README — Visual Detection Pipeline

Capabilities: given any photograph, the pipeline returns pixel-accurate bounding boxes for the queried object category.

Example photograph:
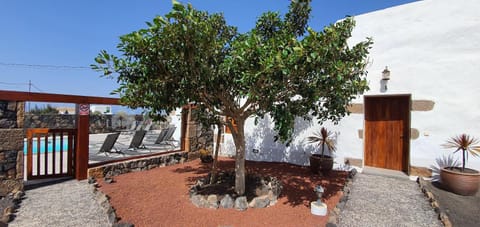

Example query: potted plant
[306,127,337,174]
[440,134,480,196]
[199,148,213,163]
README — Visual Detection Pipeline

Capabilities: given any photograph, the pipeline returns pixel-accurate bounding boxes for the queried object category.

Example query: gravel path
[337,173,442,227]
[9,179,109,227]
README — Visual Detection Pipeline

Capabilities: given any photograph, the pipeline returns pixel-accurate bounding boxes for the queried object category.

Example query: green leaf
[172,0,184,11]
[94,56,106,64]
[93,0,373,195]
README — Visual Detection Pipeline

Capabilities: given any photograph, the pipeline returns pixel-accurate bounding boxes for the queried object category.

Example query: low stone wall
[0,101,23,129]
[88,152,189,178]
[24,114,114,134]
[185,108,214,153]
[24,114,75,129]
[0,129,24,193]
[24,114,171,134]
[0,101,25,224]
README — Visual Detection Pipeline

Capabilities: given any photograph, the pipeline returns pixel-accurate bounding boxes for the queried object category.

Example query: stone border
[0,190,23,224]
[417,177,452,227]
[88,151,193,227]
[327,168,358,226]
[89,179,134,227]
[189,173,282,211]
[89,180,118,225]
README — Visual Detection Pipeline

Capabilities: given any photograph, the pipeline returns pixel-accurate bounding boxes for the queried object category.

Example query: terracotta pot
[309,154,333,174]
[440,167,480,196]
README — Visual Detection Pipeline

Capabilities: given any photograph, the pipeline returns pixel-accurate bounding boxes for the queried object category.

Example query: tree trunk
[210,124,222,184]
[230,117,246,195]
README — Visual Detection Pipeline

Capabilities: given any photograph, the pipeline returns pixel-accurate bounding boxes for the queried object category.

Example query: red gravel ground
[98,158,347,227]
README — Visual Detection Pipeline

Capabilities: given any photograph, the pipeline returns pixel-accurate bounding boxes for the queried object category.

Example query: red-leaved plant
[306,127,337,157]
[442,134,480,172]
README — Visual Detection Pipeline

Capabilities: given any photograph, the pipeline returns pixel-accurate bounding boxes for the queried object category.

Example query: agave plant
[306,127,337,157]
[430,154,460,181]
[442,134,480,172]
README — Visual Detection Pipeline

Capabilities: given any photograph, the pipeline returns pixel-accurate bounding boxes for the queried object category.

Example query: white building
[90,105,113,115]
[220,0,480,173]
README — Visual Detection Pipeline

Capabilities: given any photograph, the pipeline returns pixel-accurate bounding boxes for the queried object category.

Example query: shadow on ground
[172,158,347,208]
[422,180,480,227]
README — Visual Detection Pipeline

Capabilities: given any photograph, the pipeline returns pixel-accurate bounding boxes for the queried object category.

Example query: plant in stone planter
[306,127,337,174]
[440,133,480,196]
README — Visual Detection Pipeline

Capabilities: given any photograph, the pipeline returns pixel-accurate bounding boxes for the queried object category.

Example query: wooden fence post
[75,104,90,180]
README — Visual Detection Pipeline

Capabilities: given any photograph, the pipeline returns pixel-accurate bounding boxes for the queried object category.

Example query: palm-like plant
[306,127,337,157]
[442,134,480,172]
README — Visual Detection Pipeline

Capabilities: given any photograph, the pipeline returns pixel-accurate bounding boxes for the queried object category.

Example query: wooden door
[364,95,410,172]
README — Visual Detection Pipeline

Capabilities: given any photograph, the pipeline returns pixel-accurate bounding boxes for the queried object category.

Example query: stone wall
[0,101,25,223]
[0,101,23,128]
[24,114,170,134]
[24,114,75,129]
[185,107,214,154]
[88,151,188,178]
[23,114,111,133]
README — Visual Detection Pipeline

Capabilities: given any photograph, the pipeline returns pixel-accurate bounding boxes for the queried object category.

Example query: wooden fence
[25,128,76,180]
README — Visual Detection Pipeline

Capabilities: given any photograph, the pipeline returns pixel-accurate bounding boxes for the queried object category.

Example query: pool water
[24,140,71,154]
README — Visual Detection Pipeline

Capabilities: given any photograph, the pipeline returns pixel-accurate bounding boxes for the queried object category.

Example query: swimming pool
[24,138,71,154]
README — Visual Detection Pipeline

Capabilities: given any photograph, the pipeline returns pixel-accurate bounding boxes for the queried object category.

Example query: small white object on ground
[310,201,327,216]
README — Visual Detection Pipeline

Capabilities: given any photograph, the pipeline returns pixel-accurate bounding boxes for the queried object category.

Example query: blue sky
[0,0,417,98]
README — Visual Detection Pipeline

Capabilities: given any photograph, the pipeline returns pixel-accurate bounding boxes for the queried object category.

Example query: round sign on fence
[79,104,90,115]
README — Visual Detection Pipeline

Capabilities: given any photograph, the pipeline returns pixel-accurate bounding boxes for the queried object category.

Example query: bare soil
[98,158,347,227]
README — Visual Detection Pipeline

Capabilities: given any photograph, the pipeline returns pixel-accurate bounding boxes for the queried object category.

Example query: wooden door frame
[363,94,411,174]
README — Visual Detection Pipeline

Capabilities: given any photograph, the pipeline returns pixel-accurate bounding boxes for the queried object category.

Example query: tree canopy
[29,104,60,115]
[92,0,372,195]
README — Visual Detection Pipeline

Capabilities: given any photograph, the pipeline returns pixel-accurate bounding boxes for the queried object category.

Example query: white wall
[221,0,480,170]
[169,108,182,142]
[90,105,112,115]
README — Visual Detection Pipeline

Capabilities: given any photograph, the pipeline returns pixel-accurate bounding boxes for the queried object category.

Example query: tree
[115,111,128,129]
[92,0,372,195]
[29,104,59,115]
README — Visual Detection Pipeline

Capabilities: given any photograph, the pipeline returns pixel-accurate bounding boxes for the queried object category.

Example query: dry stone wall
[185,108,214,153]
[0,101,25,224]
[88,152,188,178]
[24,114,171,134]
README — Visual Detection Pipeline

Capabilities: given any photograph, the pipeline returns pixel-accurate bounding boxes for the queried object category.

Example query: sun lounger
[128,130,148,150]
[154,128,170,144]
[155,127,177,147]
[97,132,122,155]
